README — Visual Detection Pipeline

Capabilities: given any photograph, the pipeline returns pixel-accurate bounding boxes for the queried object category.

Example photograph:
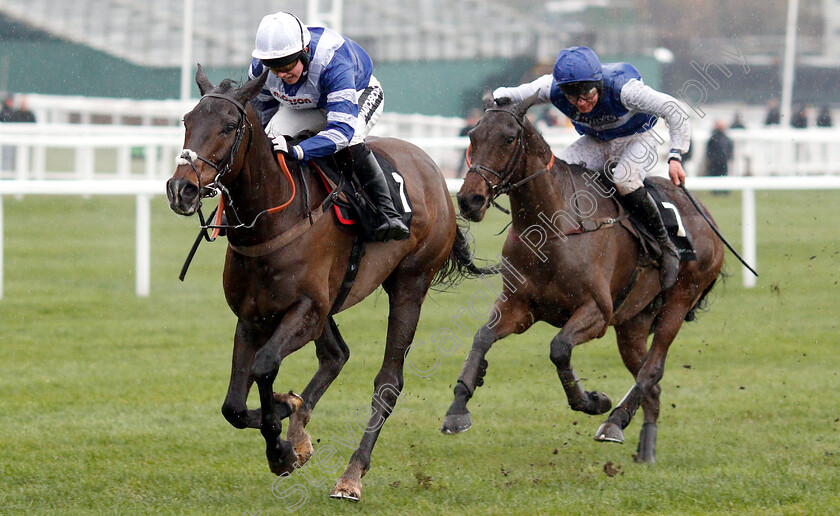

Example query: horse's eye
[505,136,516,144]
[223,123,237,134]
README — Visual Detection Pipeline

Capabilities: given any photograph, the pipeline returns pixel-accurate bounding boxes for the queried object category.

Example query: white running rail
[1,176,839,298]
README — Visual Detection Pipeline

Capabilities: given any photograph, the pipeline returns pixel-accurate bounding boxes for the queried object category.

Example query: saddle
[594,172,696,263]
[289,136,414,243]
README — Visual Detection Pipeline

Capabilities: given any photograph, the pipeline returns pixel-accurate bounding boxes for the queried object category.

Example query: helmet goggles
[559,80,601,102]
[261,52,303,73]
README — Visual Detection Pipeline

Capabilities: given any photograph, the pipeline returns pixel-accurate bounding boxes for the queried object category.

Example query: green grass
[0,190,838,515]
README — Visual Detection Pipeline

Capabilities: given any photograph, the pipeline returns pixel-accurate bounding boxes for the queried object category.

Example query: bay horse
[166,65,486,501]
[441,91,724,463]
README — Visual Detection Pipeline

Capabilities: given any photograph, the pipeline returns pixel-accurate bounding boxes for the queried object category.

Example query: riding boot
[351,144,410,241]
[622,188,680,290]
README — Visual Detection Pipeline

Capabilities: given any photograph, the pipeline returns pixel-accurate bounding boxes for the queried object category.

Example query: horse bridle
[178,92,254,200]
[464,107,554,210]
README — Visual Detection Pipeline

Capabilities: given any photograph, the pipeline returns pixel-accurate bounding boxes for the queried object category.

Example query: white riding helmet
[252,12,311,61]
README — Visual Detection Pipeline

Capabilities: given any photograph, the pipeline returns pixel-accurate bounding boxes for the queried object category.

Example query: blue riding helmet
[554,46,603,83]
[554,46,603,97]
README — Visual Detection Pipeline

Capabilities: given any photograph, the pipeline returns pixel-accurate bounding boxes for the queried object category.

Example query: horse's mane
[215,78,240,94]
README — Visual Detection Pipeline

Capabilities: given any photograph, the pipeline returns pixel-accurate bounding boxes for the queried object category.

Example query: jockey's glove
[268,136,304,161]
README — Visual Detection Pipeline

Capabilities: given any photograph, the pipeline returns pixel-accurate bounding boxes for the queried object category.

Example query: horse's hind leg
[285,317,350,467]
[612,307,661,463]
[595,296,692,451]
[330,276,428,502]
[549,300,613,416]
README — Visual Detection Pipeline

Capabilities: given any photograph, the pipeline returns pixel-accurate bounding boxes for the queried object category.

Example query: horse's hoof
[330,479,361,502]
[293,437,314,468]
[634,423,657,463]
[594,422,624,443]
[587,391,613,415]
[268,459,296,476]
[441,412,472,434]
[267,439,298,476]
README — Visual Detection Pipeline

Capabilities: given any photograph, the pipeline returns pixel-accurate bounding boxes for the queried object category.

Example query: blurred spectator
[456,108,482,178]
[791,104,808,128]
[764,99,780,126]
[0,95,36,123]
[681,141,693,164]
[1,96,16,171]
[12,96,36,123]
[816,105,832,128]
[0,95,15,122]
[1,95,37,172]
[730,111,746,129]
[705,120,733,195]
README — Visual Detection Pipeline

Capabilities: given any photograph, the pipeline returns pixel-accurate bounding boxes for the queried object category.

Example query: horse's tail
[684,267,727,322]
[432,219,497,289]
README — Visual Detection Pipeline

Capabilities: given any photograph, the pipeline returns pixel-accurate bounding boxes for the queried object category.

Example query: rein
[464,107,555,212]
[178,92,298,239]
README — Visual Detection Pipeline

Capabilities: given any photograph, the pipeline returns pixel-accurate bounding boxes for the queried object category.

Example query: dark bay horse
[441,91,724,463]
[166,66,486,501]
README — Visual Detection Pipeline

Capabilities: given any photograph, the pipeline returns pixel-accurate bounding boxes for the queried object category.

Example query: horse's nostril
[468,194,485,209]
[458,194,487,213]
[457,194,486,215]
[180,182,199,202]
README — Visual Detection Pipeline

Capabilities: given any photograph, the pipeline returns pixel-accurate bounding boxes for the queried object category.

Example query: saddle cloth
[307,149,414,243]
[633,178,697,262]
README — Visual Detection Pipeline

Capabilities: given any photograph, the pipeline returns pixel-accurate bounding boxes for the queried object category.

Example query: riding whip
[679,184,758,277]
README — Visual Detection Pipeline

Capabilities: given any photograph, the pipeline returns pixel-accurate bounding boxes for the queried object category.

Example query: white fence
[0,180,162,299]
[12,93,840,178]
[1,176,839,298]
[3,122,840,183]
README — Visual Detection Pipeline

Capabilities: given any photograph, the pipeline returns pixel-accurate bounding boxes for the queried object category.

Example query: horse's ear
[513,92,540,120]
[234,69,269,105]
[195,64,214,96]
[482,88,495,110]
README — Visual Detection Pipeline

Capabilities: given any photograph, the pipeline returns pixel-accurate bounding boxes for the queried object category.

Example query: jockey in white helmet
[249,11,409,242]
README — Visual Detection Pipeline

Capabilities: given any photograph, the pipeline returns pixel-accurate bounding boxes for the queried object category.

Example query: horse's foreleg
[330,279,427,502]
[596,297,688,446]
[252,296,321,476]
[441,296,531,435]
[286,317,350,467]
[549,299,612,416]
[221,320,263,429]
[613,308,660,462]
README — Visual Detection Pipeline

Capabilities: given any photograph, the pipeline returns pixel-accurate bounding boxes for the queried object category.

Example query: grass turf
[0,189,838,515]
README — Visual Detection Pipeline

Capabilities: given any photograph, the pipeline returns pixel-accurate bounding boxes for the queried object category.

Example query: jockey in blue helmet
[494,46,689,290]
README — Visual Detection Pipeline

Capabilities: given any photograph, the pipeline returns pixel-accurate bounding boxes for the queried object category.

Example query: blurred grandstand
[2,0,840,116]
[0,0,659,115]
[0,0,653,68]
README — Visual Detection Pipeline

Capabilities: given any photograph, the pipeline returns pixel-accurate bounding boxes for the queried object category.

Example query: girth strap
[329,236,367,316]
